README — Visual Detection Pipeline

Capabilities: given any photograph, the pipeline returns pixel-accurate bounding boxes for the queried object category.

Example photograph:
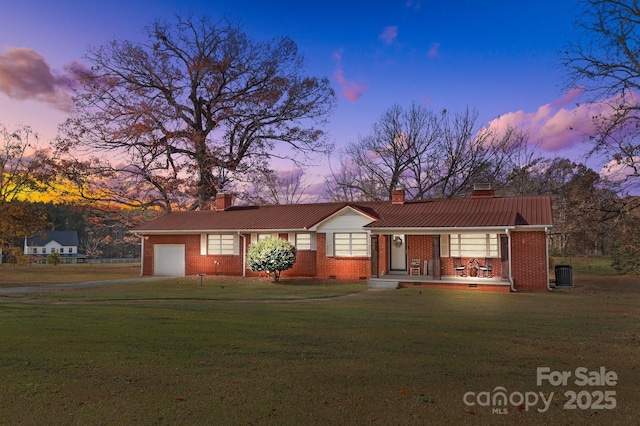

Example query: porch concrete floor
[368,273,510,289]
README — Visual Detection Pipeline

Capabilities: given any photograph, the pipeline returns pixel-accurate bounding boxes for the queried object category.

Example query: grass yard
[0,263,141,287]
[0,260,638,425]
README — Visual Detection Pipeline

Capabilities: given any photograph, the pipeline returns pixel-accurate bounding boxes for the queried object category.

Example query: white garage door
[154,244,185,276]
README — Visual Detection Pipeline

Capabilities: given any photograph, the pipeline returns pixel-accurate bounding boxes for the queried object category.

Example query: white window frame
[334,232,368,257]
[448,233,499,258]
[207,234,235,255]
[295,233,312,250]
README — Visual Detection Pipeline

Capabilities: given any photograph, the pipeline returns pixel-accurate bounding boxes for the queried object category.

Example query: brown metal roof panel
[134,203,350,232]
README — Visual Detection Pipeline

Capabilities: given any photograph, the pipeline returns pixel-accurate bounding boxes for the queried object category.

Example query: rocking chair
[478,258,493,278]
[453,257,466,276]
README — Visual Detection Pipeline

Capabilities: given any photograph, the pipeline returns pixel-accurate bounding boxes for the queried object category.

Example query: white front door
[390,234,406,272]
[154,244,186,276]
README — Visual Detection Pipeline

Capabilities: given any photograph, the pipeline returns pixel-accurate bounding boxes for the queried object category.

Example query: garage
[153,244,185,276]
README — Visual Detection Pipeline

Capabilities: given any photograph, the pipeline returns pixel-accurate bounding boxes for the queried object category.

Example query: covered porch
[369,231,512,291]
[368,273,512,291]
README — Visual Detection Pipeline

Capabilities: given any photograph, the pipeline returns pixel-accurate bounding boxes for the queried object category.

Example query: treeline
[0,201,156,262]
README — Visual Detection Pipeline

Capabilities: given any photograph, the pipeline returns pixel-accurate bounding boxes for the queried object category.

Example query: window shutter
[310,233,317,250]
[440,234,450,257]
[200,234,207,255]
[288,233,295,244]
[325,232,333,257]
[233,234,240,256]
[251,233,257,245]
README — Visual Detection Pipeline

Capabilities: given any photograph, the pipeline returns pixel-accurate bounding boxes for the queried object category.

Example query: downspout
[506,229,516,292]
[134,232,144,277]
[545,227,553,291]
[239,232,246,278]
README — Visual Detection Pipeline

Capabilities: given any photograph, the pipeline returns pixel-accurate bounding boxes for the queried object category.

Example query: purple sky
[0,0,610,185]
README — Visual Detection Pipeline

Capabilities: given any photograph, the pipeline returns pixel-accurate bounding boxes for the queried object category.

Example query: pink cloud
[486,90,625,152]
[599,157,640,182]
[332,49,368,103]
[379,26,398,45]
[549,86,584,108]
[428,42,440,58]
[0,47,74,112]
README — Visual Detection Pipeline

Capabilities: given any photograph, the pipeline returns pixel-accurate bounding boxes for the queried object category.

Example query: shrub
[46,251,61,266]
[247,237,296,282]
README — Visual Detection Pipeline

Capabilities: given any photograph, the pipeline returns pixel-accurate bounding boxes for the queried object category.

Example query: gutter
[239,231,246,278]
[545,226,553,291]
[133,232,144,277]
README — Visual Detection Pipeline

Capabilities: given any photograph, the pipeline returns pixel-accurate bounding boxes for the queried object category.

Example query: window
[207,234,235,255]
[32,248,37,254]
[334,233,368,256]
[42,248,46,254]
[449,233,499,257]
[257,233,275,242]
[295,233,312,250]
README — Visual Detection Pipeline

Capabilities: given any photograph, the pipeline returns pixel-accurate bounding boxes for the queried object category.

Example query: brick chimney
[392,188,405,205]
[215,192,233,211]
[470,183,495,199]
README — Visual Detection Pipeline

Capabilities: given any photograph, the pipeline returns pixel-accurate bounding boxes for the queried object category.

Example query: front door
[390,234,406,272]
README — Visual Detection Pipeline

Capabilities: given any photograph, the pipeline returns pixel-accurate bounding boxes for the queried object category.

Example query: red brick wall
[143,234,246,277]
[316,233,370,280]
[406,235,433,274]
[511,230,549,291]
[440,257,502,278]
[281,249,317,278]
[144,233,319,278]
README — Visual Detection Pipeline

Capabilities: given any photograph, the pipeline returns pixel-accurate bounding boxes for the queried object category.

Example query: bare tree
[55,15,335,211]
[0,124,53,255]
[242,168,316,205]
[0,124,53,202]
[563,0,640,195]
[325,105,528,201]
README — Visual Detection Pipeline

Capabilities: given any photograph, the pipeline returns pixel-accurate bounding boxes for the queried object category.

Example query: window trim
[295,233,312,250]
[447,233,499,258]
[207,234,236,255]
[334,232,368,257]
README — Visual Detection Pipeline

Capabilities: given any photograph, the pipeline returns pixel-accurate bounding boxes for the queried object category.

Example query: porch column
[432,235,441,280]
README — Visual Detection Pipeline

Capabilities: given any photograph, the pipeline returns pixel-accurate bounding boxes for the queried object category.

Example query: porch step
[368,278,399,289]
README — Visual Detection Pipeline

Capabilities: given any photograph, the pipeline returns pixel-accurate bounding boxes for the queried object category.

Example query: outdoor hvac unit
[554,265,573,287]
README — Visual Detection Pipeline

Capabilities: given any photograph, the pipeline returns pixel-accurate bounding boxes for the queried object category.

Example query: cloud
[487,88,608,152]
[332,49,368,103]
[405,0,422,10]
[379,26,398,45]
[599,157,640,182]
[428,42,440,58]
[0,47,74,112]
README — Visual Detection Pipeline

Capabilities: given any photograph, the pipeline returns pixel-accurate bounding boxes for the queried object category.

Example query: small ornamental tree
[247,238,296,282]
[46,251,61,266]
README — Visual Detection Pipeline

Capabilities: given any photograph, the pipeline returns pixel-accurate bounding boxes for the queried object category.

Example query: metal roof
[133,195,553,233]
[26,231,79,246]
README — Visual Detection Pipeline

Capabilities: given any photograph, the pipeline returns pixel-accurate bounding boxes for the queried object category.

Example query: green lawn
[0,263,141,287]
[0,261,638,425]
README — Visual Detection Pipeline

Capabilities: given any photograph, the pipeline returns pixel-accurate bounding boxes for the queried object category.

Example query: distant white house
[24,231,86,263]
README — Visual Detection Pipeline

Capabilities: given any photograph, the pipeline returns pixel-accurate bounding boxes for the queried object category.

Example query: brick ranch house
[132,188,554,291]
